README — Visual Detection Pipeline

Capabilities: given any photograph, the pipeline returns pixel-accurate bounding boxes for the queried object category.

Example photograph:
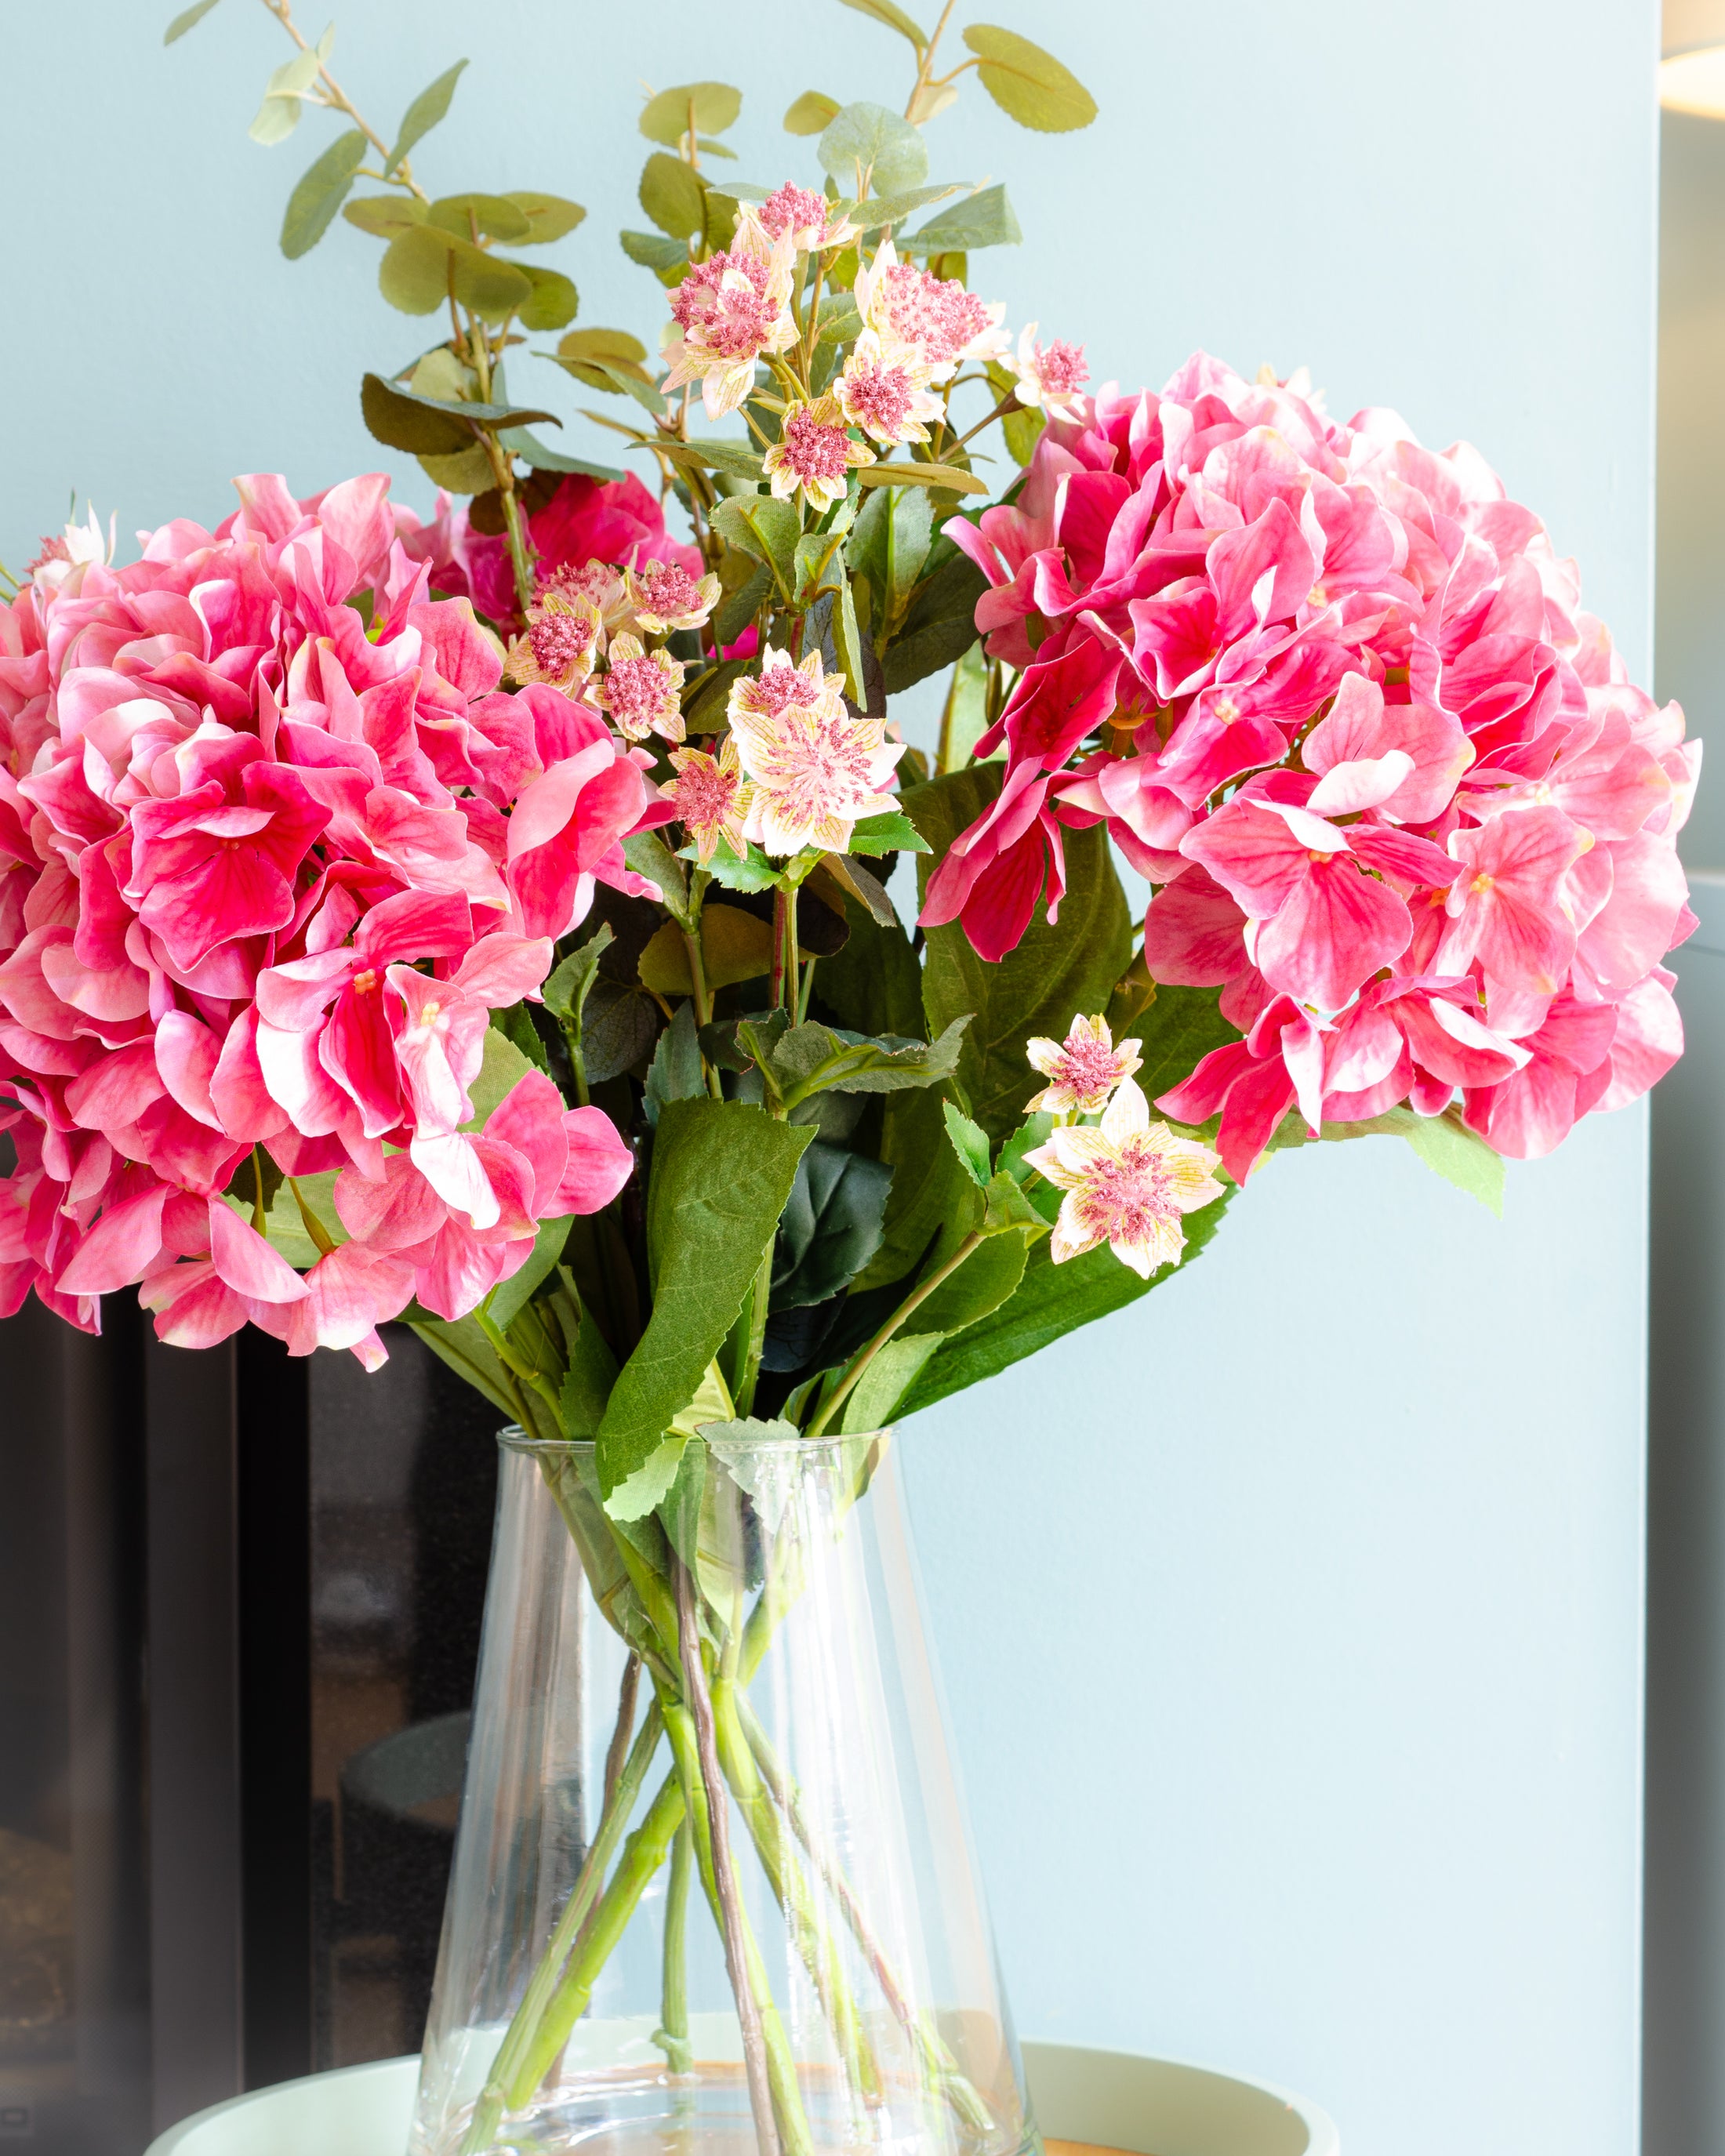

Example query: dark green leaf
[279,127,367,259]
[505,190,586,242]
[623,829,689,920]
[711,495,800,581]
[620,227,690,274]
[640,152,706,241]
[385,60,468,179]
[1131,983,1240,1111]
[819,103,929,197]
[492,999,550,1074]
[583,978,663,1084]
[513,263,579,330]
[785,90,842,135]
[658,437,767,483]
[360,372,560,454]
[343,194,427,238]
[881,551,987,692]
[498,426,624,481]
[840,0,927,49]
[165,0,222,42]
[902,183,1022,254]
[713,564,772,649]
[815,294,864,345]
[772,1142,894,1309]
[427,191,532,243]
[597,1102,811,1501]
[559,1290,621,1439]
[906,763,1132,1146]
[813,887,922,1040]
[543,925,614,1023]
[848,483,932,619]
[961,24,1099,132]
[640,82,743,145]
[695,833,781,891]
[902,1227,1028,1336]
[644,1000,706,1126]
[846,810,928,857]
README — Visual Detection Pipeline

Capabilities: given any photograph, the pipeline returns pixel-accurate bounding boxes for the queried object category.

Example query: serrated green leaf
[882,549,988,693]
[942,1101,991,1186]
[713,564,773,649]
[846,810,928,857]
[623,829,689,920]
[815,293,864,345]
[906,763,1131,1146]
[692,833,780,891]
[620,227,689,274]
[543,924,614,1024]
[640,82,743,146]
[343,194,427,238]
[750,1017,970,1113]
[902,182,1022,255]
[836,572,866,706]
[560,1294,621,1439]
[385,60,468,179]
[512,263,579,330]
[278,127,367,258]
[710,495,800,580]
[839,1334,941,1433]
[597,1101,811,1501]
[848,481,932,622]
[165,0,222,43]
[249,43,321,145]
[772,1142,894,1311]
[818,103,929,197]
[417,443,496,495]
[1400,1106,1505,1216]
[903,1226,1028,1336]
[962,24,1098,132]
[640,151,706,242]
[785,90,842,135]
[839,0,927,49]
[505,190,586,242]
[643,1000,705,1126]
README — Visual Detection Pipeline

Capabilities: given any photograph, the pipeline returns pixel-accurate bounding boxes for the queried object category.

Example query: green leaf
[818,103,930,198]
[500,427,623,482]
[657,437,767,483]
[815,293,864,345]
[513,263,579,331]
[906,763,1132,1146]
[492,998,550,1075]
[741,1015,968,1112]
[640,906,774,996]
[961,24,1099,132]
[713,564,772,650]
[785,90,842,135]
[417,443,496,495]
[640,82,743,146]
[359,372,559,455]
[378,225,534,319]
[942,1101,991,1187]
[772,1142,894,1310]
[881,550,988,692]
[596,1101,812,1501]
[852,1086,961,1293]
[812,885,923,1040]
[836,572,866,706]
[543,924,613,1023]
[987,359,1045,466]
[427,191,532,243]
[560,1294,621,1439]
[640,152,707,242]
[557,326,648,365]
[858,461,988,495]
[710,495,800,583]
[937,642,993,771]
[619,227,690,274]
[488,1215,573,1330]
[165,0,222,42]
[848,184,964,235]
[900,1185,1234,1417]
[343,194,427,238]
[902,1227,1028,1337]
[846,810,928,857]
[693,833,780,891]
[839,1334,941,1434]
[385,60,468,178]
[839,0,927,49]
[623,829,690,920]
[583,980,663,1085]
[1394,1105,1505,1216]
[249,43,322,144]
[902,183,1022,255]
[463,1025,537,1131]
[279,127,367,258]
[848,482,932,619]
[505,190,586,242]
[643,999,706,1126]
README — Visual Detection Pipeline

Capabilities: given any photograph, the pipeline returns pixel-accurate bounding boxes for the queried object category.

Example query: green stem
[499,1771,688,2116]
[673,1557,783,2156]
[654,1819,695,2076]
[459,1696,666,2152]
[734,1238,775,1418]
[805,1232,986,1439]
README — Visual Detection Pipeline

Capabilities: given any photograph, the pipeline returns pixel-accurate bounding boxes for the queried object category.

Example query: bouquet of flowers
[0,2,1697,2148]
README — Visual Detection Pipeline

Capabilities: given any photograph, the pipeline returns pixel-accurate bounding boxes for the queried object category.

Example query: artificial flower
[504,590,605,691]
[762,397,876,512]
[624,558,721,637]
[853,239,1009,383]
[728,651,902,856]
[1023,1078,1224,1276]
[837,330,944,447]
[1026,1013,1144,1116]
[757,181,860,252]
[1008,324,1090,414]
[594,633,687,744]
[669,736,753,865]
[661,206,799,419]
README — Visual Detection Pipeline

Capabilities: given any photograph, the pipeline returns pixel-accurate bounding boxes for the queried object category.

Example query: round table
[144,2039,1338,2156]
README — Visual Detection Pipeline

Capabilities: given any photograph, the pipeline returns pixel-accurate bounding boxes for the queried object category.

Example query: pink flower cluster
[929,353,1698,1173]
[0,475,659,1363]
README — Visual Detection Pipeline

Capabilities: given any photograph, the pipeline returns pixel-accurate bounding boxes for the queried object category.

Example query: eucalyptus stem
[673,1556,783,2156]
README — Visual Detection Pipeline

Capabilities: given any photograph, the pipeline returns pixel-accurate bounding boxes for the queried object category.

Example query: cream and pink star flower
[625,558,721,637]
[1023,1079,1224,1278]
[594,633,686,744]
[837,330,945,447]
[1008,323,1091,414]
[763,396,875,513]
[669,735,754,866]
[1025,1013,1143,1116]
[728,648,903,857]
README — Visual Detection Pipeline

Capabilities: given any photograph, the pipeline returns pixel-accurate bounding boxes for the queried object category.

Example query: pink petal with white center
[1306,750,1414,817]
[1248,855,1413,1011]
[409,1131,501,1230]
[155,1010,224,1129]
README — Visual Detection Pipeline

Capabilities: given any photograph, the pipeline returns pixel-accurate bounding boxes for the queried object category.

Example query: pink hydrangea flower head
[1023,1078,1224,1276]
[763,396,875,513]
[662,206,799,419]
[837,330,944,447]
[1009,323,1090,415]
[728,652,903,856]
[505,590,605,691]
[757,182,860,252]
[1026,1012,1143,1116]
[624,559,721,637]
[594,633,686,745]
[669,735,753,865]
[853,240,1009,383]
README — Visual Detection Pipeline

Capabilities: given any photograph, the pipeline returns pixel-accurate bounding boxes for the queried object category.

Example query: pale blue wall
[2,5,1661,2153]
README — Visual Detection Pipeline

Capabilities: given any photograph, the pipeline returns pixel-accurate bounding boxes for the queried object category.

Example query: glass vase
[409,1430,1036,2156]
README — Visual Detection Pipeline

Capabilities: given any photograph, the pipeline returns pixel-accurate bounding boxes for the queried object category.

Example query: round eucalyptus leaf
[817,102,928,196]
[638,81,741,146]
[343,193,427,238]
[503,190,586,242]
[513,263,579,331]
[639,151,706,243]
[961,24,1098,132]
[427,192,533,243]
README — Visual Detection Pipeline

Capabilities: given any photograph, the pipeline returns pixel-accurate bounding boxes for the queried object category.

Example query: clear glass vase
[409,1430,1036,2156]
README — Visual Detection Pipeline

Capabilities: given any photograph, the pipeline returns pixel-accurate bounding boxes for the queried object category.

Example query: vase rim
[496,1425,892,1457]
